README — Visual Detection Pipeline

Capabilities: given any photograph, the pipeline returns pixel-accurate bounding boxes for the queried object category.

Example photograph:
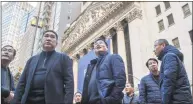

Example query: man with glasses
[1,45,16,104]
[81,38,126,104]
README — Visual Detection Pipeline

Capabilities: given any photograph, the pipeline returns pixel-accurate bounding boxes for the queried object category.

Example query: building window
[67,16,71,20]
[83,1,87,5]
[164,1,171,10]
[158,19,165,31]
[68,2,72,5]
[182,3,191,18]
[172,37,181,49]
[155,5,161,16]
[167,14,175,26]
[189,30,192,43]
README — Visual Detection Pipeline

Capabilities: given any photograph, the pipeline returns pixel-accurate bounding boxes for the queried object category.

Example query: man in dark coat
[122,83,139,104]
[138,58,161,104]
[81,38,126,104]
[1,45,16,104]
[154,39,192,104]
[12,30,74,104]
[74,92,82,104]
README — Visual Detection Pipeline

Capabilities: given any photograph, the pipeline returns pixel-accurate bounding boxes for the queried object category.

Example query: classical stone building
[61,2,192,93]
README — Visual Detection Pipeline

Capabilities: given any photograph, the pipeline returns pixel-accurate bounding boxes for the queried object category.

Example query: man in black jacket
[12,30,74,104]
[1,45,16,104]
[74,92,82,104]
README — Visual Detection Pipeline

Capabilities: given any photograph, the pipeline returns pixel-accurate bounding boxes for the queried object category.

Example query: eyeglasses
[94,40,106,48]
[94,40,105,45]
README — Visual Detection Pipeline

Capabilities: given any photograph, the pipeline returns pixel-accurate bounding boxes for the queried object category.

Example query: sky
[2,2,37,7]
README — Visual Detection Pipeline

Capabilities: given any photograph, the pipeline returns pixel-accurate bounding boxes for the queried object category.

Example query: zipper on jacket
[43,52,47,68]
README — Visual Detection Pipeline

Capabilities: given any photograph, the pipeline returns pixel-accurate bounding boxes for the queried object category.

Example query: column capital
[70,55,78,61]
[114,22,124,31]
[101,30,111,39]
[125,8,142,23]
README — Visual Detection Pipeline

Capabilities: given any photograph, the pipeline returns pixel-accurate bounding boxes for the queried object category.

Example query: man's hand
[4,91,14,103]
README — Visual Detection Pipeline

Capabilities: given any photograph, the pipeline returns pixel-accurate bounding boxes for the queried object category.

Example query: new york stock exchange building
[61,2,192,93]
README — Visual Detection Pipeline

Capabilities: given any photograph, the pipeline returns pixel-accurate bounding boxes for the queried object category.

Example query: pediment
[62,2,123,49]
[62,2,142,54]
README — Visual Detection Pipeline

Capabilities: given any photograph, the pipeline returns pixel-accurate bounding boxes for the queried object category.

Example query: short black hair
[155,39,169,46]
[146,58,158,68]
[74,91,82,96]
[2,45,16,57]
[94,38,108,48]
[43,30,58,40]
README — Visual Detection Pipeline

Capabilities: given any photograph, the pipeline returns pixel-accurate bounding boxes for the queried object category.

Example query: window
[172,37,181,49]
[158,19,165,31]
[182,3,191,17]
[164,1,171,10]
[167,14,175,26]
[83,1,87,5]
[68,2,72,5]
[189,30,192,43]
[67,16,71,20]
[155,5,161,15]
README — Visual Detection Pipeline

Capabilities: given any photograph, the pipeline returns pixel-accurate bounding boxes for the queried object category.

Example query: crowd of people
[1,30,192,104]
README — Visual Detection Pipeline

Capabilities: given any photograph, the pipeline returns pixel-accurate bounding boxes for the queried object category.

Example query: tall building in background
[2,2,34,47]
[2,2,34,77]
[57,2,82,51]
[16,7,37,72]
[11,3,43,84]
[32,2,82,54]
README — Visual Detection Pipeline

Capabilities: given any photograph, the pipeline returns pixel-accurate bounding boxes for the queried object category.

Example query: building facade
[61,2,192,93]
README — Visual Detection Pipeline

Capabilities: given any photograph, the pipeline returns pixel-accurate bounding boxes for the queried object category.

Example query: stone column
[72,57,78,94]
[103,31,113,54]
[125,8,144,88]
[114,22,128,82]
[109,38,113,54]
